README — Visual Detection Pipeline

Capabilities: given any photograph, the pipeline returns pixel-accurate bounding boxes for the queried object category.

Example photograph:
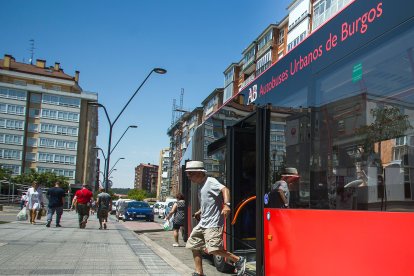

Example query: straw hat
[185,161,207,172]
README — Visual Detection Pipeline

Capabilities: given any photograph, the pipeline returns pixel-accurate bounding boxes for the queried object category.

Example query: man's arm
[71,195,77,209]
[278,189,289,207]
[221,186,231,218]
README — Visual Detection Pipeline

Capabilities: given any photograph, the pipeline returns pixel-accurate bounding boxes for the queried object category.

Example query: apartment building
[166,106,203,198]
[0,54,98,187]
[157,148,170,200]
[311,0,354,31]
[134,163,158,194]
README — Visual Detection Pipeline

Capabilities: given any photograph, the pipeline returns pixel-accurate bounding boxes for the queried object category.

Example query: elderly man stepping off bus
[185,161,246,276]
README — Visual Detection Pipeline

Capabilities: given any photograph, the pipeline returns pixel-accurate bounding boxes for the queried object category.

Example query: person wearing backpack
[96,186,112,230]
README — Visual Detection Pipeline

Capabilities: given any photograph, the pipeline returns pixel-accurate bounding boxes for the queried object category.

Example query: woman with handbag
[26,181,44,224]
[164,193,185,247]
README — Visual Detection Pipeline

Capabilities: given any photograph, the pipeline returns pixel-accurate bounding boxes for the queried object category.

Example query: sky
[1,0,291,189]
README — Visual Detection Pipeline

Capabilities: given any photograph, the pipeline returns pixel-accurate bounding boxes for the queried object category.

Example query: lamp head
[153,68,167,74]
[129,125,138,128]
[88,102,104,108]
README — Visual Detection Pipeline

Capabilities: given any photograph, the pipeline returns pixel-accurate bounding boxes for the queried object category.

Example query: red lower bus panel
[264,209,414,276]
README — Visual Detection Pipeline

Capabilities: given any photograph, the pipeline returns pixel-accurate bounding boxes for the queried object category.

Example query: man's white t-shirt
[198,177,225,228]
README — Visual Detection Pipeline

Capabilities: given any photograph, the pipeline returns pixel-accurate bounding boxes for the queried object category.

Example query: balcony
[242,57,255,75]
[240,74,256,90]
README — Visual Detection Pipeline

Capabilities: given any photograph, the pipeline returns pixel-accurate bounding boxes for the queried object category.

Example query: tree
[12,169,70,190]
[127,189,147,201]
[356,106,412,160]
[0,167,12,180]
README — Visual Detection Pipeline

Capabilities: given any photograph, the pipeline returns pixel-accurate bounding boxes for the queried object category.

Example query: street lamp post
[110,125,137,155]
[108,157,125,176]
[93,147,107,187]
[89,68,166,192]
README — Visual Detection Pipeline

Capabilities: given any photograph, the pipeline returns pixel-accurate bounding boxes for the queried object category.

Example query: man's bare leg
[192,250,204,275]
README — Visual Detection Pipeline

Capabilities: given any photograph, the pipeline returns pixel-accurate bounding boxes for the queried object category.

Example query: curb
[137,232,193,275]
[133,228,165,233]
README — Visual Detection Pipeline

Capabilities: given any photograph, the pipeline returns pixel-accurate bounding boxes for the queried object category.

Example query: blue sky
[1,0,291,188]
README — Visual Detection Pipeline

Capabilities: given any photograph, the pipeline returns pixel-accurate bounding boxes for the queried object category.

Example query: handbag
[40,207,47,216]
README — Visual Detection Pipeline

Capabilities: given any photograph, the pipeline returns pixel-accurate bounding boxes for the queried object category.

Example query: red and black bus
[180,0,414,275]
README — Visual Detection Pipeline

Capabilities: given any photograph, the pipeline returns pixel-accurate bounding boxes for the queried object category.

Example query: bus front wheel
[213,255,233,273]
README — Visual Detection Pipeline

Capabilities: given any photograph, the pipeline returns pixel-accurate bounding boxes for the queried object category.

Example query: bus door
[225,107,270,276]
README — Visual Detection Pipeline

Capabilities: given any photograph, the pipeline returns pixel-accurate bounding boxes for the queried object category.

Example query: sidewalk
[0,206,188,275]
[0,206,235,276]
[118,215,235,276]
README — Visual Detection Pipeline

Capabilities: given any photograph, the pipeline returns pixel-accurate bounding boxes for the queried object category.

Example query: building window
[29,108,40,118]
[0,103,25,115]
[257,30,273,51]
[42,93,81,108]
[0,134,23,145]
[30,93,42,103]
[256,51,272,76]
[278,29,285,45]
[312,0,353,30]
[26,152,36,161]
[0,148,22,160]
[0,164,21,175]
[0,119,24,130]
[28,123,39,133]
[0,87,27,100]
[27,138,38,147]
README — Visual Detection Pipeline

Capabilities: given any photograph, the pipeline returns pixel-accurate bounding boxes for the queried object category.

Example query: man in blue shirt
[46,181,66,228]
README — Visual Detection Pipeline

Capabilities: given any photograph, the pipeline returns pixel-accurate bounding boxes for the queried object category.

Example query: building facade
[0,54,98,187]
[134,163,158,194]
[157,148,170,200]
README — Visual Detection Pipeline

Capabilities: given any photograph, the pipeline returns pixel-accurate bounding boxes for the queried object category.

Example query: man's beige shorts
[185,225,223,253]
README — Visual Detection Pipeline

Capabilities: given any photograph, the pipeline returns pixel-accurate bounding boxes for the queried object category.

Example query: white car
[110,200,118,214]
[158,202,167,218]
[153,202,163,214]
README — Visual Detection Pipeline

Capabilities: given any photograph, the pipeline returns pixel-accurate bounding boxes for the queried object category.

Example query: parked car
[110,200,118,215]
[153,202,163,215]
[116,199,134,221]
[164,201,176,218]
[158,202,167,218]
[124,201,154,222]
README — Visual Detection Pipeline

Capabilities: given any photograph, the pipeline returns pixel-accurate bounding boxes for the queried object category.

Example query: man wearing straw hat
[185,161,246,276]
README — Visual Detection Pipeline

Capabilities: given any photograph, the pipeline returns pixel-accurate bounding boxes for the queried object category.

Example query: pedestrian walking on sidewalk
[96,187,111,230]
[46,181,66,228]
[26,181,44,224]
[71,183,93,229]
[20,192,27,210]
[185,161,246,276]
[164,193,185,247]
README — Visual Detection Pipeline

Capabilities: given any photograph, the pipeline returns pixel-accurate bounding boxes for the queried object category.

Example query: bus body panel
[264,209,414,276]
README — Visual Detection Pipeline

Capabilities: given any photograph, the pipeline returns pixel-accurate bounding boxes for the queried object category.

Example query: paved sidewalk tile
[0,207,181,276]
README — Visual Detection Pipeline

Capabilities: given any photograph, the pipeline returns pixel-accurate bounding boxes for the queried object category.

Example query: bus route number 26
[247,85,258,104]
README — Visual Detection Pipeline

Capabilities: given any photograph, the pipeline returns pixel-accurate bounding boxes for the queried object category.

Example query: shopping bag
[163,219,173,231]
[17,207,28,221]
[36,210,42,220]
